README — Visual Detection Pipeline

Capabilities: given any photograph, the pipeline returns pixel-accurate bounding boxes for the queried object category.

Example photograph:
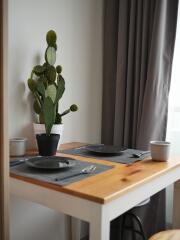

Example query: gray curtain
[102,0,178,239]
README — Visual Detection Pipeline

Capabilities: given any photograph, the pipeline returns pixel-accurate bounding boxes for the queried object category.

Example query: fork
[54,165,96,182]
[132,151,150,158]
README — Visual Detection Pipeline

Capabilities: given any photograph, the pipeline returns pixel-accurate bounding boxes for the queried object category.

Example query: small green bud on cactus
[70,104,78,112]
[33,65,46,76]
[56,65,62,73]
[59,104,78,118]
[46,30,57,46]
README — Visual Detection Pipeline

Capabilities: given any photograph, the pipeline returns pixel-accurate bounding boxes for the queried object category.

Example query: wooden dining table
[10,142,180,240]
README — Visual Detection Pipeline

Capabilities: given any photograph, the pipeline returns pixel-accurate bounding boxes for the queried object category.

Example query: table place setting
[60,144,151,164]
[10,155,113,186]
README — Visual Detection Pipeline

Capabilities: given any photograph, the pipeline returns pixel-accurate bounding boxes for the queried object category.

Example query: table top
[10,142,180,204]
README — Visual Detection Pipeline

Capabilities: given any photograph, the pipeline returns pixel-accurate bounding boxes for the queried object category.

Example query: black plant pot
[36,134,60,156]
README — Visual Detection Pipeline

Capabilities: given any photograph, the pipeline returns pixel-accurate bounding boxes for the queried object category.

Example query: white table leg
[89,214,110,240]
[71,217,81,240]
[64,215,72,240]
[173,180,180,228]
[64,216,81,240]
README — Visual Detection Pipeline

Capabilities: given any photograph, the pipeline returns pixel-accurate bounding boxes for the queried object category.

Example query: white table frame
[10,165,180,240]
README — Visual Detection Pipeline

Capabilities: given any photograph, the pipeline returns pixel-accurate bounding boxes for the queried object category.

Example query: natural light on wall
[166,3,180,226]
[166,6,180,155]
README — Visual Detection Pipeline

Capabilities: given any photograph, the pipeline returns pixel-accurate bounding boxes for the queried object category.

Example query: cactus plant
[27,30,78,135]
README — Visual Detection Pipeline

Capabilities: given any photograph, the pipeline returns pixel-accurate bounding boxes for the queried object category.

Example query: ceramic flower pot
[33,123,64,149]
[36,134,60,156]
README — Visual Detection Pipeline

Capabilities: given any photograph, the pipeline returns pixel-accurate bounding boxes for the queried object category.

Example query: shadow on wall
[13,54,42,149]
[14,82,36,149]
[17,82,27,113]
[19,123,37,149]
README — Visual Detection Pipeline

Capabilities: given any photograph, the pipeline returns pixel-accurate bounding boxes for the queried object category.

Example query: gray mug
[150,141,171,161]
[10,138,27,157]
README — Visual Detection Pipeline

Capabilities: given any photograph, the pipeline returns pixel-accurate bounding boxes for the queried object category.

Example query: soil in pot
[36,134,60,156]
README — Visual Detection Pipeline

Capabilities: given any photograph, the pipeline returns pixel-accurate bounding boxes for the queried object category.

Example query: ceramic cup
[150,141,171,161]
[10,138,27,157]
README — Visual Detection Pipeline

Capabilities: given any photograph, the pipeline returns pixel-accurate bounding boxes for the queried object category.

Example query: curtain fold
[102,0,178,149]
[102,0,178,239]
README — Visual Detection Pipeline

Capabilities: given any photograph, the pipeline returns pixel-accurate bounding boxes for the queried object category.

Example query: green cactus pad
[45,47,56,65]
[46,30,57,46]
[33,100,41,114]
[39,113,44,124]
[37,81,45,97]
[56,65,62,73]
[43,96,56,135]
[70,104,78,112]
[33,65,46,76]
[45,84,57,103]
[38,76,48,88]
[55,75,65,104]
[28,78,37,92]
[46,65,56,83]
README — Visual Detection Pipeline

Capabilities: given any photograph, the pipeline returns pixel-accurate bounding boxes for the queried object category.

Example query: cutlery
[132,151,150,158]
[10,158,28,167]
[54,165,96,182]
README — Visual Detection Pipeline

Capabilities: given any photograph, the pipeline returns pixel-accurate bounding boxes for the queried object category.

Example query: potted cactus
[27,30,78,155]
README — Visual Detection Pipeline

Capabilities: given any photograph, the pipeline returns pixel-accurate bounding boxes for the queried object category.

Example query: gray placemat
[10,157,113,186]
[60,147,150,164]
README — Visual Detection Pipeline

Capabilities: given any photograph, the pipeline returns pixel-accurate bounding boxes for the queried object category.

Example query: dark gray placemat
[10,157,113,186]
[60,147,150,164]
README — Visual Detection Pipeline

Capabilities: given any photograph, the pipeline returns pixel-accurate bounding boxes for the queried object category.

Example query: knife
[10,158,28,167]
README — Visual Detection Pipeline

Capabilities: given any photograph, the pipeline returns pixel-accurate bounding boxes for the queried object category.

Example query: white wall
[9,0,103,239]
[9,0,103,148]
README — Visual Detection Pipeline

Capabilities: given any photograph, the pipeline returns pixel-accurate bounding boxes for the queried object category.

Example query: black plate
[25,156,76,170]
[85,144,127,154]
